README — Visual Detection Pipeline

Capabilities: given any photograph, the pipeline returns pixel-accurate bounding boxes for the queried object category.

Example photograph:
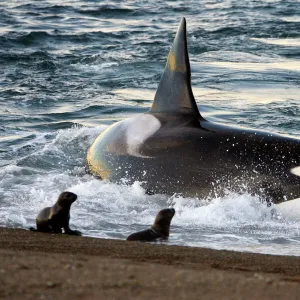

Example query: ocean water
[1,0,300,256]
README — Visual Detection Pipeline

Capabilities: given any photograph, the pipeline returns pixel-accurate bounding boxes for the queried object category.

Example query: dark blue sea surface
[1,0,300,255]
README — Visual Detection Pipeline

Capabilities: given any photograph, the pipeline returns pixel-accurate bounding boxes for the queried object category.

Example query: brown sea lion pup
[30,191,81,236]
[126,208,175,242]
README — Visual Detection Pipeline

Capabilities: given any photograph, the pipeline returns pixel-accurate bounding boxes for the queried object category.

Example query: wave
[0,50,51,62]
[77,6,137,17]
[13,3,75,14]
[2,172,300,255]
[0,30,130,47]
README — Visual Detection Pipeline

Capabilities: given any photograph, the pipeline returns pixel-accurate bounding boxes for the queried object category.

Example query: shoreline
[1,227,300,299]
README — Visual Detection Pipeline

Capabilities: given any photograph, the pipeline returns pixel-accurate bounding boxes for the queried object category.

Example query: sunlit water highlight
[1,0,300,256]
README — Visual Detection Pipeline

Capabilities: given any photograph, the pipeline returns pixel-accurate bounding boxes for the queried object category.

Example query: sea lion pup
[30,191,81,235]
[126,208,175,242]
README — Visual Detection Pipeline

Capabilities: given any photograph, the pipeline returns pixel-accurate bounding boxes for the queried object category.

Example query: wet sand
[1,227,300,299]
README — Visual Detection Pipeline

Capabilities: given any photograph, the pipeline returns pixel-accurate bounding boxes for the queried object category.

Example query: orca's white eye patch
[125,114,161,158]
[291,166,300,177]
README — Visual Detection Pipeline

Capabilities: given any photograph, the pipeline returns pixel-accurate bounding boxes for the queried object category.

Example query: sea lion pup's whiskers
[29,191,82,236]
[126,208,175,242]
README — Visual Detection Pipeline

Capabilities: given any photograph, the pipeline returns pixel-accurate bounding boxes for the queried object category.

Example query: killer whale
[87,18,300,203]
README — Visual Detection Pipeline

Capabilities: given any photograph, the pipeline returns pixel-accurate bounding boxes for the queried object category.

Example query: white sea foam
[169,192,274,227]
[1,125,300,255]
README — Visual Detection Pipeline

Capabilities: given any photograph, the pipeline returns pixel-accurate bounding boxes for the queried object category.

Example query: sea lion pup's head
[56,191,78,208]
[151,208,175,237]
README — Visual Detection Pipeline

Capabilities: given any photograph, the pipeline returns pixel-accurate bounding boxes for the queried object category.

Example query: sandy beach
[1,228,300,299]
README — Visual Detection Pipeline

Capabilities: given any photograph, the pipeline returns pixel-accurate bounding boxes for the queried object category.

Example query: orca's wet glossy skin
[87,18,300,203]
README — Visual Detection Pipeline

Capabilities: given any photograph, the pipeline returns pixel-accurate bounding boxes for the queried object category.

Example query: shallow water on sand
[1,0,300,256]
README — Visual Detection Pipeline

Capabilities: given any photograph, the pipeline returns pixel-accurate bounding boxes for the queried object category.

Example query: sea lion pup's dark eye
[126,208,176,242]
[29,191,81,236]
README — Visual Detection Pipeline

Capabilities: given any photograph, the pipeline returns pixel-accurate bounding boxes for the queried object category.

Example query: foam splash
[168,192,275,227]
[1,124,300,255]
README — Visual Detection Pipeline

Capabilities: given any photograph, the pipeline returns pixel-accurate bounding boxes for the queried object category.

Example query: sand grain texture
[1,228,300,299]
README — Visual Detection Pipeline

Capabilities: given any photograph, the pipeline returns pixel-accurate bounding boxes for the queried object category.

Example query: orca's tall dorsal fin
[150,17,203,119]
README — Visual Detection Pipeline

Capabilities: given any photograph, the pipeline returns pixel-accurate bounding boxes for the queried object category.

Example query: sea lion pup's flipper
[126,208,175,242]
[29,226,61,233]
[64,228,82,236]
[126,229,159,242]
